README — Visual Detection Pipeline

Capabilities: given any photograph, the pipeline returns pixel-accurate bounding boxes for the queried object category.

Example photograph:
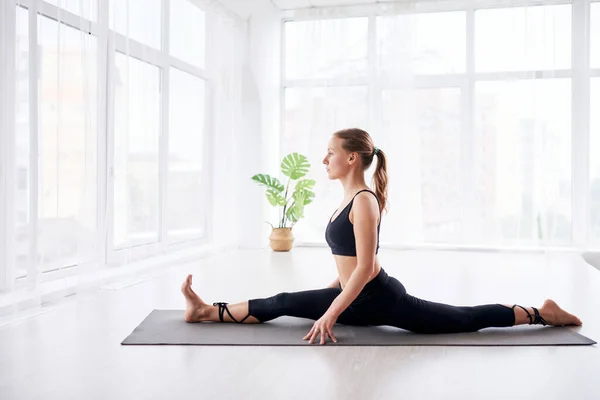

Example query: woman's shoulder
[352,190,380,217]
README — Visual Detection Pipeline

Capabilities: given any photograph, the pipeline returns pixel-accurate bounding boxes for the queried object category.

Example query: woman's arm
[326,192,379,317]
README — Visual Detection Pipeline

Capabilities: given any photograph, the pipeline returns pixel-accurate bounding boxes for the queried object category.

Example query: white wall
[236,0,282,248]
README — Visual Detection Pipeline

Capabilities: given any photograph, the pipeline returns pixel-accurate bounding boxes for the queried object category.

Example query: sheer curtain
[1,0,245,320]
[282,0,595,250]
[0,0,101,319]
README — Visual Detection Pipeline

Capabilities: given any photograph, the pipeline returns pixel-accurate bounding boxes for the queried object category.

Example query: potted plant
[251,153,316,251]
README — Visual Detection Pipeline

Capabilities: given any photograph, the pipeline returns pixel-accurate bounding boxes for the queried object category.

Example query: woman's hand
[303,311,339,345]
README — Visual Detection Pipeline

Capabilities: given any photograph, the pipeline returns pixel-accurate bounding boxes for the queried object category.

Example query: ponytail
[372,149,388,214]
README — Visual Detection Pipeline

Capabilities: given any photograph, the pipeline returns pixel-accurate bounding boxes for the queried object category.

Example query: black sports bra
[325,189,381,256]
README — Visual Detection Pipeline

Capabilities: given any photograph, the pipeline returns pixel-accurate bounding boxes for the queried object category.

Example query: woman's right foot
[181,274,212,323]
[539,299,582,326]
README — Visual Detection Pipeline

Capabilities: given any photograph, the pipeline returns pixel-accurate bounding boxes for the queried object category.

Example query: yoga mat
[122,310,596,346]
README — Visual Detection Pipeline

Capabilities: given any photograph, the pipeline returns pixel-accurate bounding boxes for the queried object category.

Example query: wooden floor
[0,248,598,400]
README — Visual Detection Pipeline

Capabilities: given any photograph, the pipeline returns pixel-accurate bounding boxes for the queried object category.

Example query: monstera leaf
[286,191,307,224]
[295,179,316,192]
[251,174,284,193]
[300,189,315,205]
[281,153,310,180]
[266,188,286,207]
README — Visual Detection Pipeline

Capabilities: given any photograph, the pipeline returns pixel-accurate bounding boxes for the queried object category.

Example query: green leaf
[286,190,311,224]
[251,174,284,193]
[266,188,286,207]
[295,179,316,192]
[281,153,310,180]
[300,189,315,205]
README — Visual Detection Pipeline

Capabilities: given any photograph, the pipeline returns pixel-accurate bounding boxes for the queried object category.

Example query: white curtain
[1,0,245,320]
[282,1,597,250]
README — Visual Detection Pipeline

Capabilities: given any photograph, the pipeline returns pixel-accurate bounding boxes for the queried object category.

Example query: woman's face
[322,136,350,180]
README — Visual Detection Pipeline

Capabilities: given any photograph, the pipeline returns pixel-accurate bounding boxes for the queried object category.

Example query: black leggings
[248,268,515,334]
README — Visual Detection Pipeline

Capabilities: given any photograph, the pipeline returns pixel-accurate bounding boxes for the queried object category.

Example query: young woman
[181,128,582,345]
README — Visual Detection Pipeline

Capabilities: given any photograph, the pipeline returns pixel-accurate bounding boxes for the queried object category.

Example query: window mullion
[159,0,171,245]
[572,0,591,247]
[461,6,476,244]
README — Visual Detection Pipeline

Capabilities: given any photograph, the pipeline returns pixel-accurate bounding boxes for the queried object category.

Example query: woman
[181,128,582,345]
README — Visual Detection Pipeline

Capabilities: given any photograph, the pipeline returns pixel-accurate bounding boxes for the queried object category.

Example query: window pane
[381,88,462,243]
[170,0,206,68]
[113,54,160,249]
[38,16,98,271]
[15,6,29,278]
[109,0,161,49]
[475,5,571,72]
[45,0,97,20]
[591,78,600,240]
[592,3,600,68]
[285,18,368,80]
[475,79,571,245]
[168,68,206,241]
[378,12,466,75]
[283,87,369,240]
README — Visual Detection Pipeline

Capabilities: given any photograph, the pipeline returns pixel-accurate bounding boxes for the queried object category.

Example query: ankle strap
[512,305,548,326]
[213,302,251,323]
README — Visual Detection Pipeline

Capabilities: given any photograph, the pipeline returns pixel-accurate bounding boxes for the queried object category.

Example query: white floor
[0,248,598,400]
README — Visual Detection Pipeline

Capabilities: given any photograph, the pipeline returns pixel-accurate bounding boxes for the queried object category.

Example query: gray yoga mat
[122,310,596,346]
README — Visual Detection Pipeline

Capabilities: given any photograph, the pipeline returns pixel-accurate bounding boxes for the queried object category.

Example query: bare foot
[181,274,211,323]
[539,299,582,326]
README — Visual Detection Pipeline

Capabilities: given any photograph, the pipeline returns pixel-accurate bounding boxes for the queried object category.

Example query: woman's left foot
[180,274,211,323]
[539,299,582,326]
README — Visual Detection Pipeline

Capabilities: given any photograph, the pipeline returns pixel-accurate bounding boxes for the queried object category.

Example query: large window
[167,68,207,240]
[7,0,210,279]
[109,0,209,256]
[283,2,595,248]
[113,54,160,249]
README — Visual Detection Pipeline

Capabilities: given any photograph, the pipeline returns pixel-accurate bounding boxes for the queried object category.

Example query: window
[592,3,600,68]
[283,5,582,248]
[37,15,98,271]
[170,0,206,68]
[167,68,206,241]
[378,12,466,75]
[475,5,571,72]
[109,0,162,48]
[113,54,160,249]
[45,0,97,20]
[283,86,369,240]
[285,18,368,80]
[3,0,220,297]
[591,78,600,240]
[474,79,571,244]
[381,88,462,243]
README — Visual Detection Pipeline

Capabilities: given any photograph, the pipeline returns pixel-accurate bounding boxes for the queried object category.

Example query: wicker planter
[269,227,294,252]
